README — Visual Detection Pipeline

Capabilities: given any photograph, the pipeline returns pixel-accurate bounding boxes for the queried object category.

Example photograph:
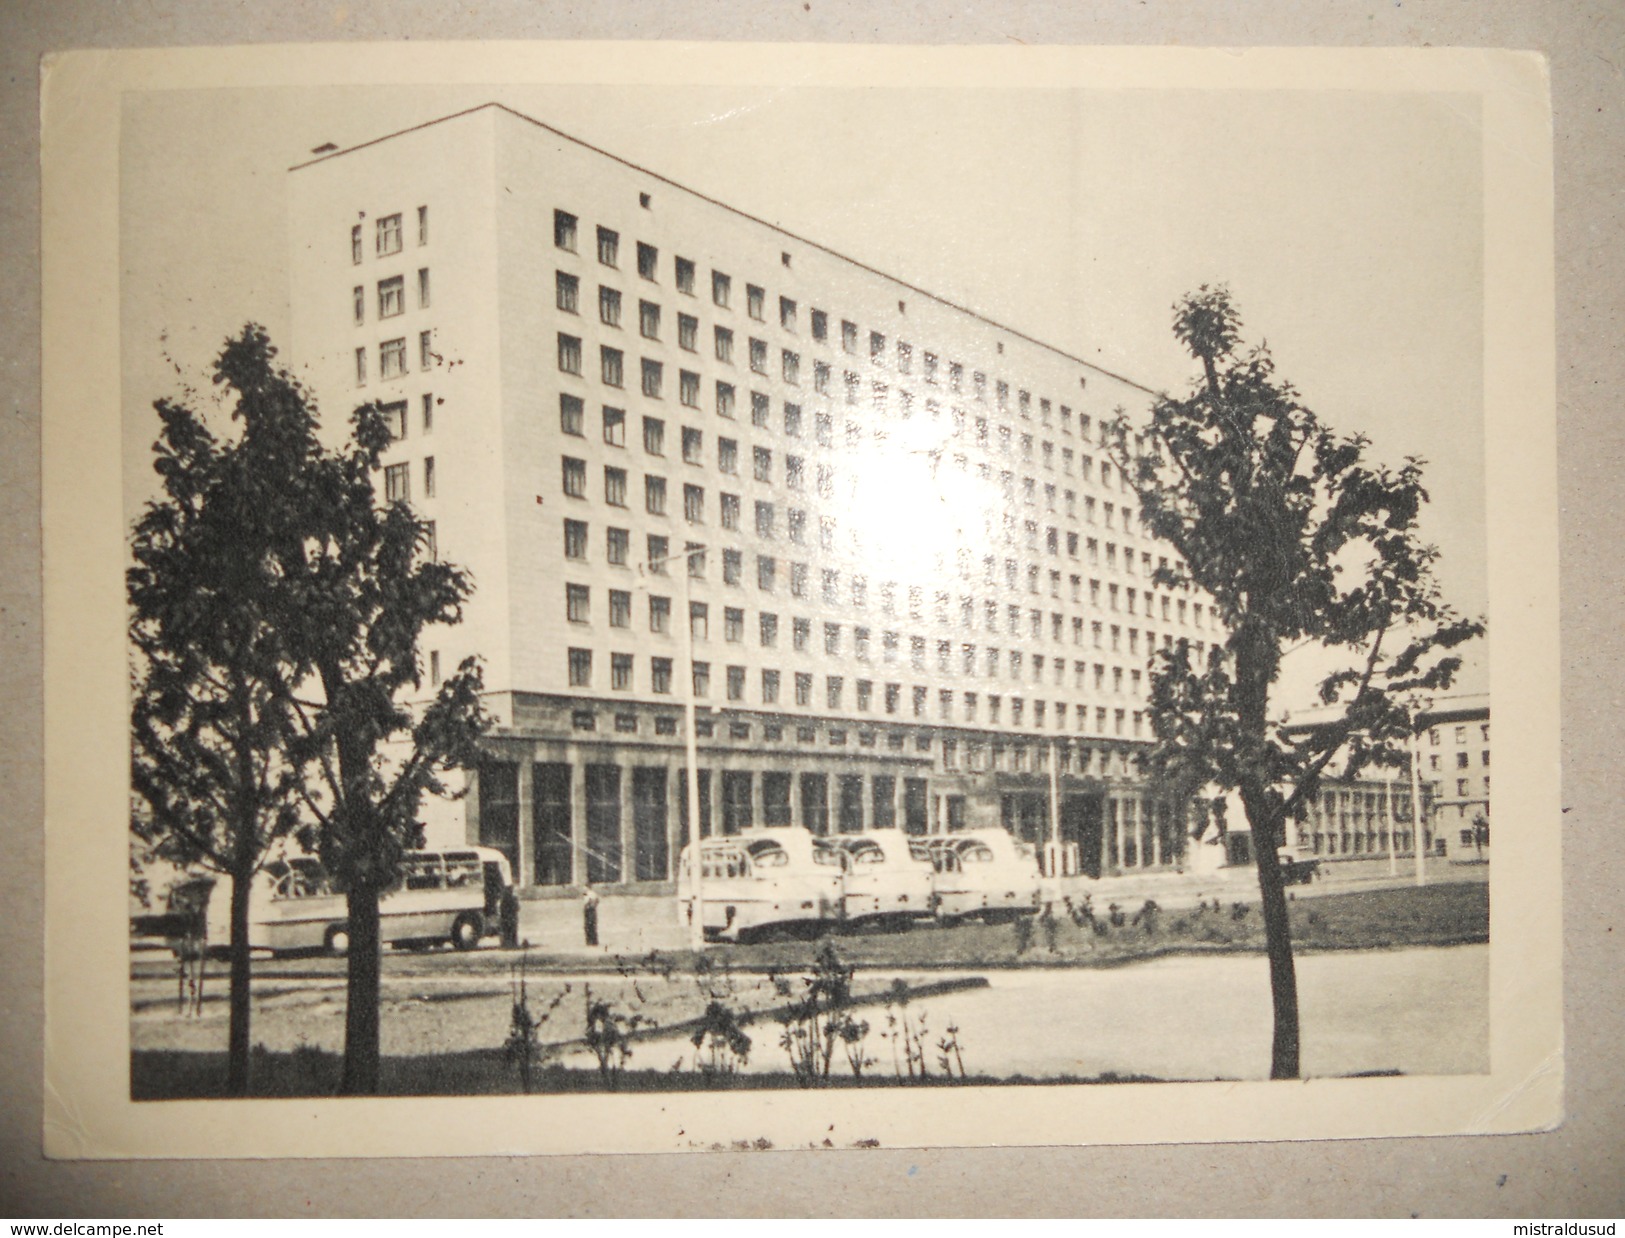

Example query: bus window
[402,855,445,890]
[745,841,789,867]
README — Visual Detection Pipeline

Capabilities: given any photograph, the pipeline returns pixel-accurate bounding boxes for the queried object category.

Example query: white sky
[121,80,1488,702]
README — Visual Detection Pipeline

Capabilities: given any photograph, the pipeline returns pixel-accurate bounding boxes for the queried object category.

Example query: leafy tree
[279,384,489,1097]
[128,326,331,1095]
[130,325,488,1098]
[1110,287,1482,1079]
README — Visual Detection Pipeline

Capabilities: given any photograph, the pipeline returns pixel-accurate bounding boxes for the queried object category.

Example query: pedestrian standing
[582,884,600,947]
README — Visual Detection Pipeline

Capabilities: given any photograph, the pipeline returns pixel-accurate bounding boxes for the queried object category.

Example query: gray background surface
[2,0,1619,1218]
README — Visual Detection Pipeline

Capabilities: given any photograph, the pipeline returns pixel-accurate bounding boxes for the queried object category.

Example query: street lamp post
[639,542,709,952]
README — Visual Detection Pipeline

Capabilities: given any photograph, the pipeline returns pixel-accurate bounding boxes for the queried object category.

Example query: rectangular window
[814,362,831,395]
[419,331,433,369]
[604,466,628,507]
[720,492,740,529]
[637,241,658,280]
[678,313,698,351]
[384,463,410,503]
[746,284,765,320]
[795,672,813,706]
[606,527,629,565]
[749,338,768,374]
[568,647,592,687]
[753,446,773,482]
[684,483,704,523]
[639,299,661,339]
[642,415,665,455]
[714,326,734,364]
[380,338,407,379]
[870,331,885,361]
[566,583,591,623]
[651,657,673,694]
[611,653,633,691]
[681,426,703,463]
[417,268,430,309]
[382,400,408,440]
[761,670,780,705]
[564,518,588,559]
[600,406,626,447]
[351,225,363,265]
[601,346,624,387]
[811,309,828,341]
[727,666,746,702]
[416,205,429,246]
[554,210,578,251]
[644,474,666,515]
[679,370,701,407]
[423,456,436,498]
[556,333,582,375]
[692,660,710,698]
[780,296,797,330]
[555,271,579,313]
[722,549,742,584]
[841,319,858,353]
[561,456,587,497]
[376,214,402,257]
[649,595,671,634]
[755,500,775,538]
[782,350,800,385]
[759,612,779,647]
[599,286,622,327]
[712,270,731,307]
[718,438,738,474]
[640,358,662,399]
[609,589,631,627]
[757,555,776,591]
[675,256,696,294]
[560,393,585,436]
[353,285,365,325]
[596,226,619,266]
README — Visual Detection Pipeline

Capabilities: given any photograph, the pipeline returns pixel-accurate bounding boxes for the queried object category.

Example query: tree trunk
[1233,626,1300,1080]
[225,863,254,1096]
[339,882,383,1095]
[1243,784,1300,1079]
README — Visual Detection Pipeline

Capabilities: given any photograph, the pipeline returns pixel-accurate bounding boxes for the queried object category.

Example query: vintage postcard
[41,43,1559,1157]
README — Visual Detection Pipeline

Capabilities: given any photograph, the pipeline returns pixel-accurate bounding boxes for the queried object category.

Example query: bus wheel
[324,925,350,957]
[450,913,483,951]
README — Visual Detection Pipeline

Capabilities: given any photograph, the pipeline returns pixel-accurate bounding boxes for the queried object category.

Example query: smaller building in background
[1414,692,1491,863]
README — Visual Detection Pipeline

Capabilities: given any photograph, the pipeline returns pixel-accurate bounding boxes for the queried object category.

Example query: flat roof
[290,101,1162,398]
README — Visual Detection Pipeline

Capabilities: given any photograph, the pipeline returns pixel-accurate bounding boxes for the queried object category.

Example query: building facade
[289,104,1232,892]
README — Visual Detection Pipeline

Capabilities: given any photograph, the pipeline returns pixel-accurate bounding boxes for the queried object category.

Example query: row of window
[382,456,437,503]
[553,327,1129,497]
[561,646,1154,736]
[354,269,431,324]
[352,207,429,263]
[356,331,436,385]
[551,208,1106,445]
[557,513,1207,643]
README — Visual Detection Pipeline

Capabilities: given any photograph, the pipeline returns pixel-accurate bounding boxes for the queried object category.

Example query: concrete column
[860,771,873,830]
[789,764,805,830]
[893,775,906,830]
[665,756,682,878]
[1112,796,1125,871]
[568,744,588,887]
[516,757,534,888]
[1151,799,1164,868]
[749,766,765,831]
[1099,795,1111,873]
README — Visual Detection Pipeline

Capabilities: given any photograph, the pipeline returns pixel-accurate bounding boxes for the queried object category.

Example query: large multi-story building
[288,103,1235,893]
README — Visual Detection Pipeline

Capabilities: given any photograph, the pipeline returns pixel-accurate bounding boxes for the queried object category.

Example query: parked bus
[828,832,937,925]
[923,829,1043,922]
[677,828,845,942]
[162,847,517,957]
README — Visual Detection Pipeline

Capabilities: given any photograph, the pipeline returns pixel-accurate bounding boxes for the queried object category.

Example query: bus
[163,847,518,957]
[828,832,937,925]
[677,828,845,942]
[923,829,1043,922]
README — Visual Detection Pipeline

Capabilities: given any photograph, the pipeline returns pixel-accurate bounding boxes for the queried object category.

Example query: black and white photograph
[40,42,1560,1157]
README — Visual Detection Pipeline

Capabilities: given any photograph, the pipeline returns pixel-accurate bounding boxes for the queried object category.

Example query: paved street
[559,943,1489,1082]
[506,857,1488,960]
